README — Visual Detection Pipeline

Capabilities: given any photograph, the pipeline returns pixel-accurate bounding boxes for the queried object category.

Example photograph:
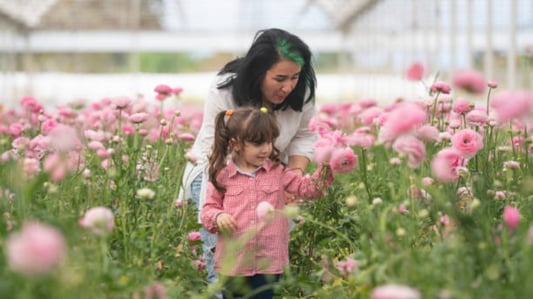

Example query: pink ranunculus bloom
[20,96,44,113]
[451,129,483,159]
[452,98,474,114]
[313,138,336,164]
[43,153,68,182]
[122,124,135,135]
[416,125,440,143]
[345,132,375,149]
[112,96,131,110]
[487,80,498,89]
[79,206,115,235]
[329,147,358,174]
[466,109,488,127]
[48,124,81,152]
[358,106,384,126]
[256,201,275,221]
[503,205,520,230]
[371,284,421,299]
[41,119,58,135]
[154,84,172,95]
[430,81,452,94]
[172,87,184,96]
[378,103,427,143]
[392,135,426,169]
[21,158,41,178]
[405,62,425,81]
[188,231,201,241]
[5,221,66,276]
[129,112,149,124]
[431,147,464,183]
[144,282,166,299]
[336,257,357,276]
[452,69,487,94]
[178,133,196,142]
[490,90,533,124]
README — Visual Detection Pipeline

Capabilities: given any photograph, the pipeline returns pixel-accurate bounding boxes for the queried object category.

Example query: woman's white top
[178,73,317,217]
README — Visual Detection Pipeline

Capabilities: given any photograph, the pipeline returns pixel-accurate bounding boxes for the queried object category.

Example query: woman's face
[261,59,301,106]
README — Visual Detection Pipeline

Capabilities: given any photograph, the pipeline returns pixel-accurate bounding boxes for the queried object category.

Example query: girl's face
[261,59,301,106]
[233,140,273,171]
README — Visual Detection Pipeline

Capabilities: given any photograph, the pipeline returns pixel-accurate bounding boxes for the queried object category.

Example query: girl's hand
[216,212,237,234]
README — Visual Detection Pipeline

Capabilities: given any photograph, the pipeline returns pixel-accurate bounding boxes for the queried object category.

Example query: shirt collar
[226,159,273,178]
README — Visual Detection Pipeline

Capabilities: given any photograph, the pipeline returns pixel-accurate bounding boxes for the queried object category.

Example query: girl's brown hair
[208,106,281,192]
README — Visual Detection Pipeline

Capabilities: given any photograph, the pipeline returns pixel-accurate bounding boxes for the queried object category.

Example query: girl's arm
[200,183,226,233]
[283,164,334,200]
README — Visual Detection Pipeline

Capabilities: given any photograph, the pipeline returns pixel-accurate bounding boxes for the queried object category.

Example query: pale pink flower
[503,206,520,230]
[389,157,402,166]
[257,201,275,221]
[466,109,488,127]
[21,158,41,178]
[20,96,43,113]
[5,221,66,276]
[41,119,57,135]
[405,62,425,81]
[503,160,520,170]
[329,147,358,174]
[452,69,486,94]
[144,282,166,299]
[451,129,483,159]
[172,87,184,96]
[12,136,31,151]
[43,153,68,182]
[494,191,506,200]
[398,204,409,214]
[416,125,440,143]
[79,206,115,235]
[313,138,336,164]
[48,124,81,152]
[358,106,384,125]
[378,103,427,143]
[112,96,131,110]
[336,257,357,276]
[188,231,201,241]
[371,284,421,299]
[421,177,434,186]
[178,133,196,142]
[392,135,426,168]
[431,147,464,183]
[440,214,450,226]
[345,132,375,149]
[490,90,533,123]
[487,80,498,89]
[129,112,149,124]
[452,98,474,114]
[430,81,451,94]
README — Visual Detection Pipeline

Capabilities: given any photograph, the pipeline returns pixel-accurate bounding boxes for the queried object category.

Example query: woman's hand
[215,212,237,234]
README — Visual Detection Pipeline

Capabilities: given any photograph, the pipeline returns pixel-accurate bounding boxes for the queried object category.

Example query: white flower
[137,188,155,199]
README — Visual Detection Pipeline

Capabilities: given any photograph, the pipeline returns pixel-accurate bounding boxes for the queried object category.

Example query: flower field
[2,73,533,299]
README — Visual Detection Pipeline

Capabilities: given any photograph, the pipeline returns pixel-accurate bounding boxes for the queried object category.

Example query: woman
[179,28,317,288]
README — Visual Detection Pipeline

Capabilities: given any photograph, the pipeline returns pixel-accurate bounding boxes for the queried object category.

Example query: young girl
[200,107,333,299]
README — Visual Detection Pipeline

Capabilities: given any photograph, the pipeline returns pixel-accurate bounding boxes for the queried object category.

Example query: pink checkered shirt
[200,159,333,276]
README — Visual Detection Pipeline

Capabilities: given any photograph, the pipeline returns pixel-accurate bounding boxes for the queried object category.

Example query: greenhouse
[1,1,533,298]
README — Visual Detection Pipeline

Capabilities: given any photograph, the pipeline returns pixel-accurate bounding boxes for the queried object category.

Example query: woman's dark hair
[217,28,316,112]
[209,107,281,192]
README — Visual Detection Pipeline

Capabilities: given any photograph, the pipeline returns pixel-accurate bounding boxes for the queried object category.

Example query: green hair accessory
[276,39,304,66]
[260,107,268,113]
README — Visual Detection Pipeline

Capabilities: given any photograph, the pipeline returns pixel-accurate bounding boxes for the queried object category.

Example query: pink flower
[345,132,375,149]
[313,138,336,164]
[466,109,488,126]
[431,147,464,183]
[112,96,131,110]
[172,87,184,96]
[488,80,498,89]
[5,221,66,276]
[336,257,357,276]
[178,133,196,142]
[430,81,451,94]
[452,69,486,94]
[416,125,440,143]
[329,147,358,174]
[358,106,383,126]
[405,62,425,81]
[256,201,275,221]
[48,124,81,152]
[392,135,426,169]
[129,112,149,124]
[371,284,421,299]
[451,129,483,159]
[490,90,533,123]
[378,103,427,143]
[154,84,172,95]
[79,206,115,235]
[188,231,201,241]
[20,96,43,113]
[144,282,166,299]
[452,98,474,114]
[503,206,520,230]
